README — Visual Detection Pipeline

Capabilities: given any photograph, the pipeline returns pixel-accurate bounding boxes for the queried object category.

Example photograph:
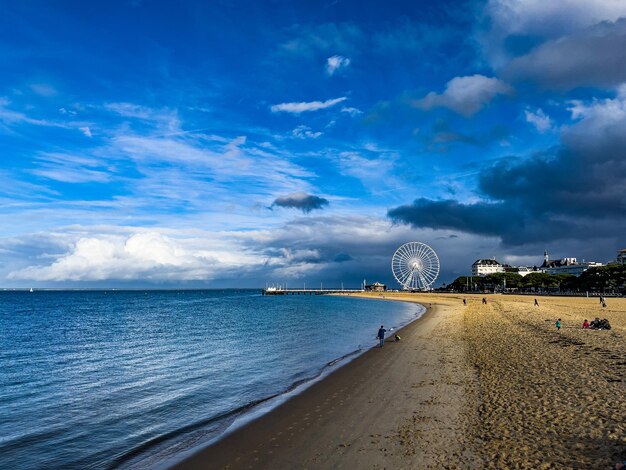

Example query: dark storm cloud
[503,19,626,90]
[388,97,626,246]
[388,198,521,238]
[333,253,353,263]
[271,193,329,213]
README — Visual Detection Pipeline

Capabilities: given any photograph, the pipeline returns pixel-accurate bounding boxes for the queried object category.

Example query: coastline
[127,295,425,470]
[171,294,479,469]
[170,292,626,469]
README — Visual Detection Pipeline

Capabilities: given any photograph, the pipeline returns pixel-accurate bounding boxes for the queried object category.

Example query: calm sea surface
[0,290,422,469]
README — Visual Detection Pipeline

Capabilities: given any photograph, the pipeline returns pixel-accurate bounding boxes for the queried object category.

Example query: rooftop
[473,259,502,266]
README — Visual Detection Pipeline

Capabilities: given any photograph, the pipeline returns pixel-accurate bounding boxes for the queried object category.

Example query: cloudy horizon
[1,0,624,288]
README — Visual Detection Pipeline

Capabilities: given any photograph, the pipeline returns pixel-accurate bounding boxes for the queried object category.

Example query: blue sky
[1,0,625,287]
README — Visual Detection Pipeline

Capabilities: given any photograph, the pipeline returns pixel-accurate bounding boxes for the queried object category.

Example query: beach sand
[174,293,625,469]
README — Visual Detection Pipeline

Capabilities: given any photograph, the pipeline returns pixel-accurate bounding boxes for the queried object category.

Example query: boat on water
[29,288,34,293]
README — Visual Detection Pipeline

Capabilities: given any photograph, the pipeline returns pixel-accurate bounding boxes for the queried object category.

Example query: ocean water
[0,290,422,469]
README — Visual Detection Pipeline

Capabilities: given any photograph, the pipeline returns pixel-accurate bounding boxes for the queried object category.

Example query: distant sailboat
[29,288,34,293]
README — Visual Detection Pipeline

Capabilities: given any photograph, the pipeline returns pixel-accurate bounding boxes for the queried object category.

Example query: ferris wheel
[392,242,440,291]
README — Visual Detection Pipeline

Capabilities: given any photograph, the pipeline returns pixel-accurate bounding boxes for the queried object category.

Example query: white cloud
[292,125,322,139]
[32,152,111,183]
[414,75,513,116]
[2,217,609,287]
[338,151,394,180]
[567,88,626,123]
[564,88,626,145]
[1,102,322,238]
[8,231,225,282]
[112,133,314,192]
[104,102,181,131]
[79,126,92,138]
[0,170,59,199]
[105,102,163,119]
[270,97,347,114]
[524,108,552,132]
[326,55,351,75]
[3,218,409,283]
[279,23,363,58]
[29,83,57,97]
[59,107,77,116]
[0,99,67,128]
[340,106,363,116]
[336,150,406,198]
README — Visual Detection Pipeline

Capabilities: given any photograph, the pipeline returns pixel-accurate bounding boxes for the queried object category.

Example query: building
[472,258,505,276]
[470,251,605,278]
[364,282,387,292]
[541,251,603,276]
[504,265,536,277]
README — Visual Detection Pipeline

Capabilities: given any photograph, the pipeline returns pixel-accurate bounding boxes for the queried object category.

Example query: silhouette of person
[377,325,386,348]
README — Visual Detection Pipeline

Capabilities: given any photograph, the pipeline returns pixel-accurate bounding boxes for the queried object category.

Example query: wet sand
[174,293,626,469]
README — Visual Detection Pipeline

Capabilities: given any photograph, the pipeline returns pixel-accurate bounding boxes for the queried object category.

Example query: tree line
[445,264,626,294]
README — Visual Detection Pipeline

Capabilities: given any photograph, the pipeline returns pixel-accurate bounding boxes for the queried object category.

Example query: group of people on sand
[556,317,612,331]
[583,317,612,330]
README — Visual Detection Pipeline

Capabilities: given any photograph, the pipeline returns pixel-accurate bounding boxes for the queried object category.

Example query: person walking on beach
[534,298,539,307]
[482,297,487,305]
[555,318,562,331]
[377,325,386,348]
[463,298,466,305]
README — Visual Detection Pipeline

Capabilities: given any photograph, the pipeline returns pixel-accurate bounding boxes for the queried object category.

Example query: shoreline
[172,294,478,469]
[125,296,426,470]
[170,292,626,469]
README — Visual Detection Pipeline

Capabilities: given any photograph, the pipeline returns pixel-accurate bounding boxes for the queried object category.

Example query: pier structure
[262,288,363,296]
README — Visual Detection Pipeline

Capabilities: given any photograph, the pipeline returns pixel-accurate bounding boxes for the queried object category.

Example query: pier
[262,288,364,296]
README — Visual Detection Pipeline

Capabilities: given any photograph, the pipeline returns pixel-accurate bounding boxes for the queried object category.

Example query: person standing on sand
[482,297,487,305]
[534,298,539,307]
[556,318,562,331]
[377,325,386,348]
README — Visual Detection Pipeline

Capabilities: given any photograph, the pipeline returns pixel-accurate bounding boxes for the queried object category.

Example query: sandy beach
[174,293,626,469]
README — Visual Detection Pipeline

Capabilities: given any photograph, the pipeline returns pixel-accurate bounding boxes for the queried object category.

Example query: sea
[0,289,423,469]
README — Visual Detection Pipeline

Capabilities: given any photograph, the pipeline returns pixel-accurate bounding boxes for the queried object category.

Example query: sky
[1,0,625,288]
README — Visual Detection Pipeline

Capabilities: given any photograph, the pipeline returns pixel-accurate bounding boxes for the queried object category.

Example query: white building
[472,259,505,276]
[545,262,603,276]
[542,251,603,276]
